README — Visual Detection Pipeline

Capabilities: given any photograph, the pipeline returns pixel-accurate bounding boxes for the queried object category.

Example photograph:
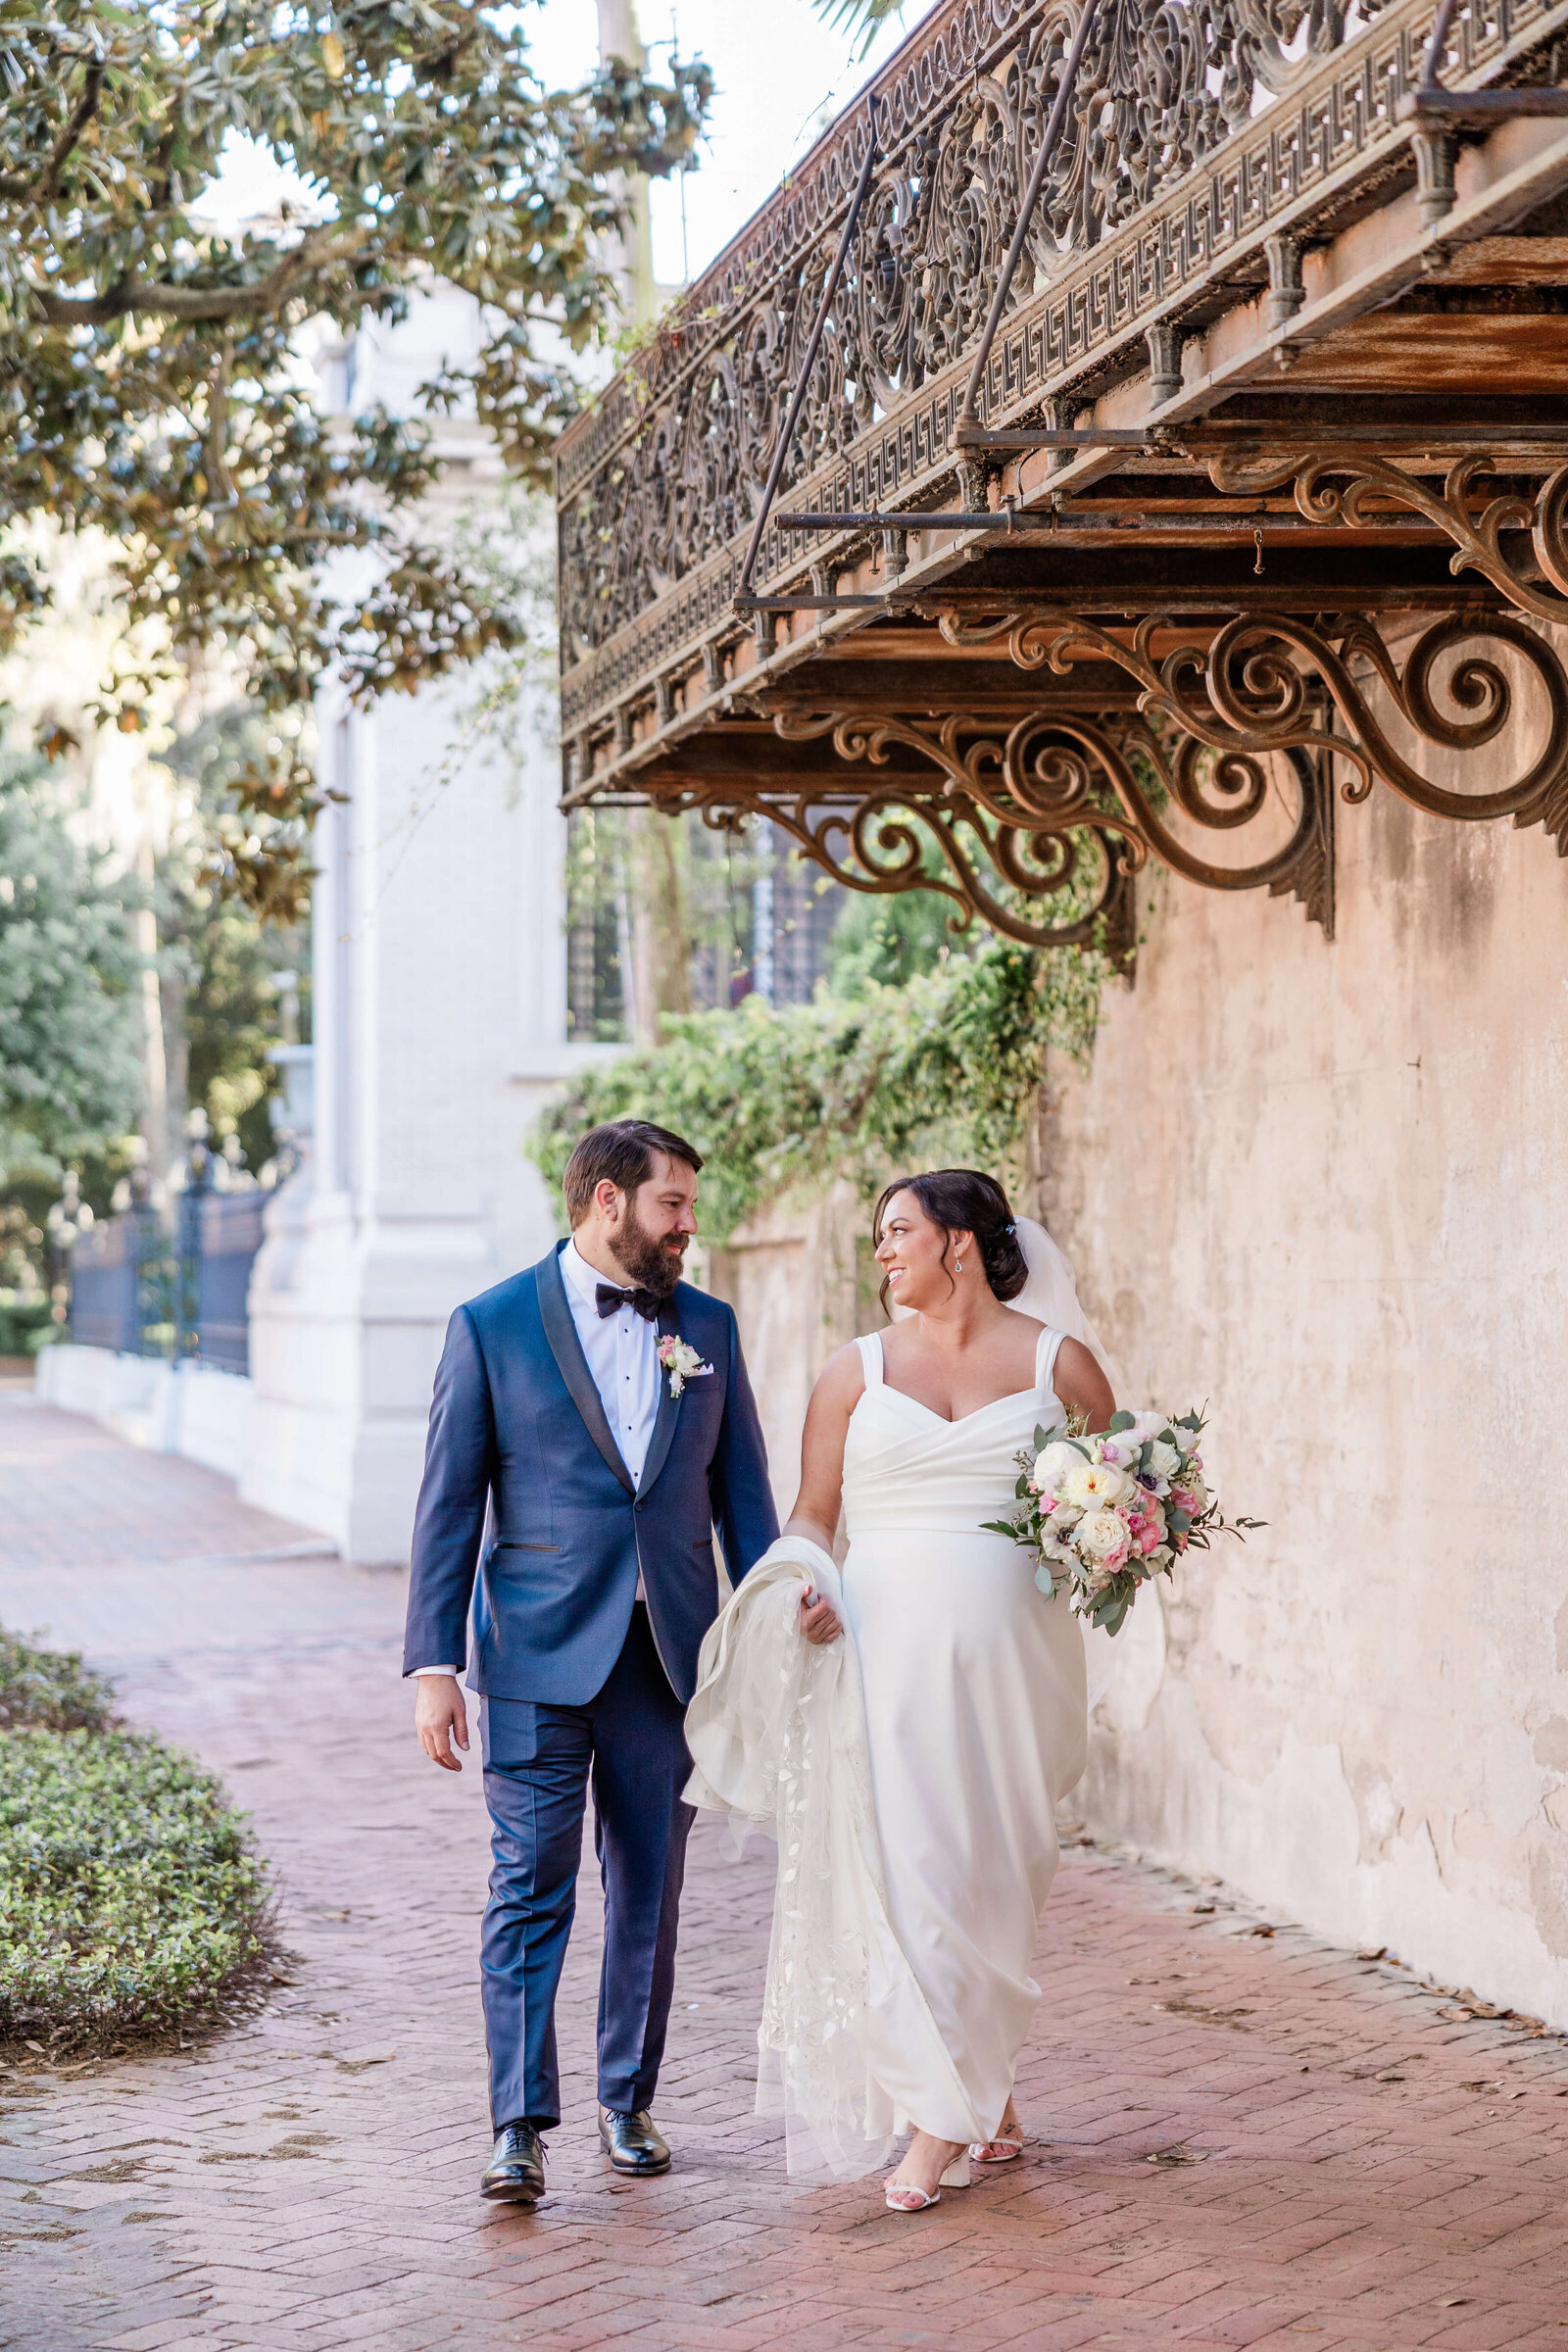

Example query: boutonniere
[657,1333,713,1397]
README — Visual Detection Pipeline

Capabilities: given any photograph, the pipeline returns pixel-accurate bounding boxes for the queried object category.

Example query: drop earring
[955,1257,963,1273]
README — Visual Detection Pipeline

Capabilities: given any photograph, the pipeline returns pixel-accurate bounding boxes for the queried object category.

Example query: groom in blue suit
[405,1119,777,2203]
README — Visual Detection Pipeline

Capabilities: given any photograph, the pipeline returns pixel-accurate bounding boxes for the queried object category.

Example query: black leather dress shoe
[597,2104,670,2175]
[480,2120,547,2203]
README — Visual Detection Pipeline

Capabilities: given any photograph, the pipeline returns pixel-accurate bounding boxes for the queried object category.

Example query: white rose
[1147,1438,1181,1484]
[1075,1506,1132,1562]
[1032,1439,1084,1493]
[1062,1458,1134,1512]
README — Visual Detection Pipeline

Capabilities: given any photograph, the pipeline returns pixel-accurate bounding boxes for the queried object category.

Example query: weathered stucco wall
[708,1184,873,1535]
[706,669,1568,2022]
[1046,763,1568,2026]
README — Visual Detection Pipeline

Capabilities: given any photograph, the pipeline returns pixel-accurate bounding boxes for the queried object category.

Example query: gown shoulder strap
[854,1331,885,1387]
[1035,1324,1067,1404]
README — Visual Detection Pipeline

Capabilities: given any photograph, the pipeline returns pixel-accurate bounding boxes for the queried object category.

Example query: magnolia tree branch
[0,0,713,921]
[27,225,376,325]
[0,59,104,204]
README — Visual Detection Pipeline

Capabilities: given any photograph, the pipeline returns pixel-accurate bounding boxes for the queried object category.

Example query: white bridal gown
[685,1316,1090,2180]
[841,1325,1088,2144]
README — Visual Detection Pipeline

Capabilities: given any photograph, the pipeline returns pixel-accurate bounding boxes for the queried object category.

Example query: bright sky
[528,1,925,286]
[205,2,930,287]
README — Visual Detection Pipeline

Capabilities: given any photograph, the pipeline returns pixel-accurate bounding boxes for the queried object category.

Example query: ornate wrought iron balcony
[555,0,1568,950]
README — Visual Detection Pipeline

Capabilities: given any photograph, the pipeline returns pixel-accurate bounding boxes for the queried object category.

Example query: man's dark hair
[563,1119,704,1228]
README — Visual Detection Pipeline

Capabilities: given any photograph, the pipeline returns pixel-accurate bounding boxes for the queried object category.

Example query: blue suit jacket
[402,1244,778,1705]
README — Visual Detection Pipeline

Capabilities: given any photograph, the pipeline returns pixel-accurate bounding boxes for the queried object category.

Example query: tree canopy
[0,2,710,919]
[0,747,141,1185]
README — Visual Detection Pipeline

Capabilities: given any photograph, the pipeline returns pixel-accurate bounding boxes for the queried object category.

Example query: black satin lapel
[534,1250,636,1497]
[638,1299,684,1496]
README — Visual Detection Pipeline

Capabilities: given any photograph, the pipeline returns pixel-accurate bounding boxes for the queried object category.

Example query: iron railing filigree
[558,0,1406,676]
[556,0,1568,959]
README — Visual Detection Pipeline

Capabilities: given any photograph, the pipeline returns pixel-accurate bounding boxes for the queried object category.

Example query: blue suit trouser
[477,1602,693,2132]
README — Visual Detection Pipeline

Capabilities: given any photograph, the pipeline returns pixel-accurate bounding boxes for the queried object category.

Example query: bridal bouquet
[984,1408,1258,1637]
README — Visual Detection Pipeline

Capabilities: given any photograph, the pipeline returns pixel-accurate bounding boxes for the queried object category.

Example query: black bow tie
[596,1282,661,1322]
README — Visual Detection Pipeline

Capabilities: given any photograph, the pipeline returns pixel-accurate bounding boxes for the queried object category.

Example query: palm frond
[812,0,908,62]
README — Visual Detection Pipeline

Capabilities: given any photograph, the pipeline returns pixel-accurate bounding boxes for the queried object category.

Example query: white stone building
[240,289,606,1561]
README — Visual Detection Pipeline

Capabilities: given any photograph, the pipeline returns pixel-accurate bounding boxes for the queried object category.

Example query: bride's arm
[1052,1335,1116,1432]
[783,1345,862,1645]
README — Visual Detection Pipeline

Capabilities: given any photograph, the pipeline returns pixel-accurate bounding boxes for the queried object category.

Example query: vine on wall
[528,940,1113,1242]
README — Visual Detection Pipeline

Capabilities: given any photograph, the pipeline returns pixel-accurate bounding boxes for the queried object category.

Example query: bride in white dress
[684,1168,1115,2211]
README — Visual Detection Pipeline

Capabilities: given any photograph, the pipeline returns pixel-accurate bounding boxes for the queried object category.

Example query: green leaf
[527,935,1112,1245]
[0,1664,270,2057]
[1105,1409,1136,1434]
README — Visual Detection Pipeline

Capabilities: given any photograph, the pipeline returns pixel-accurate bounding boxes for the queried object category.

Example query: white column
[242,292,613,1560]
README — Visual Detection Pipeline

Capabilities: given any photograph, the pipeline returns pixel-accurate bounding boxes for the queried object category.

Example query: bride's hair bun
[871,1168,1029,1305]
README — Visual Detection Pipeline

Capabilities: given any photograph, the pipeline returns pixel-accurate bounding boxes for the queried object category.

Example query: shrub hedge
[0,1630,270,2053]
[0,1628,115,1733]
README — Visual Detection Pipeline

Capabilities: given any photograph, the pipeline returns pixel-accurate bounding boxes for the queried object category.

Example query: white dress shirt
[412,1239,661,1674]
[557,1235,663,1489]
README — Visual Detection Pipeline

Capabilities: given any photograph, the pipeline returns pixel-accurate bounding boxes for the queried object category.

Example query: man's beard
[612,1198,687,1298]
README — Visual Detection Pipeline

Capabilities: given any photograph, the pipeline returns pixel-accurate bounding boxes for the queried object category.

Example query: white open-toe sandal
[884,2149,970,2211]
[969,2130,1024,2165]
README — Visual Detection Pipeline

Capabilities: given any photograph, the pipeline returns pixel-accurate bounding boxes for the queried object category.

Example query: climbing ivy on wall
[528,939,1113,1242]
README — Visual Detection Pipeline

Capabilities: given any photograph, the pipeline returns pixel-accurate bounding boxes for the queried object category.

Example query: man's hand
[415,1673,470,1771]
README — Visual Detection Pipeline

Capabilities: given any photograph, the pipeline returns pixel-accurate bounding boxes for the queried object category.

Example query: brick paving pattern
[2,1394,1567,2352]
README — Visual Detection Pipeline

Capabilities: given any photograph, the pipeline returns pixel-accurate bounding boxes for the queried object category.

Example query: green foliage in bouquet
[986,1407,1263,1638]
[529,938,1110,1243]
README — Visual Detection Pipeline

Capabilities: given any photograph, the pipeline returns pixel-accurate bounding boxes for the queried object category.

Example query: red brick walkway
[3,1396,1567,2352]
